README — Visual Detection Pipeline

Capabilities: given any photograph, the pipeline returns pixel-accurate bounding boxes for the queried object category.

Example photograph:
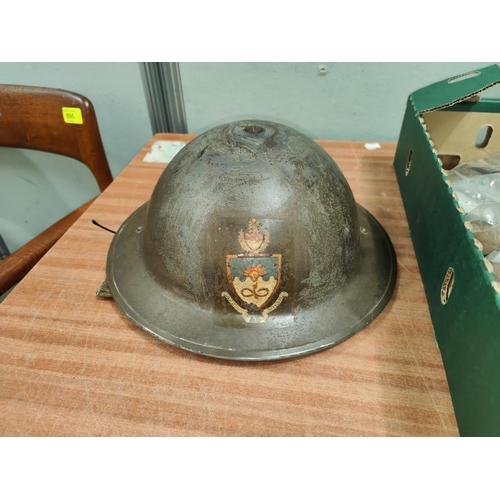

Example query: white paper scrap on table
[364,143,381,150]
[143,141,186,163]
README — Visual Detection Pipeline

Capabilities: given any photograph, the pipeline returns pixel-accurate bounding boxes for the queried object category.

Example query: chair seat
[0,198,96,295]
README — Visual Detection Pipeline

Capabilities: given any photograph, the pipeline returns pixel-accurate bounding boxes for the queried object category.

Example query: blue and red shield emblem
[221,218,288,323]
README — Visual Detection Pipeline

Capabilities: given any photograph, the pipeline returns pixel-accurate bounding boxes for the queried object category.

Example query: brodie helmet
[99,120,397,360]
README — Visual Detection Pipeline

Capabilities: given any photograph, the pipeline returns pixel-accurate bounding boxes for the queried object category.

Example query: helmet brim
[106,202,397,361]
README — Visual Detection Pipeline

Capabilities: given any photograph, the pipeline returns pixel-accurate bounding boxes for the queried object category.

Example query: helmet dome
[103,120,396,360]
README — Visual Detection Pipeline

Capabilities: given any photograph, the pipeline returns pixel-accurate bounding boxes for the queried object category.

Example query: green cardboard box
[393,64,500,436]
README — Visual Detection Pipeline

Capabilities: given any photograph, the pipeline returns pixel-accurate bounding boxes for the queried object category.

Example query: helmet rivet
[244,125,264,135]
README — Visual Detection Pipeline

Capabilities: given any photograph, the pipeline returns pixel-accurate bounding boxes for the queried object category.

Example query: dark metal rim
[106,203,397,361]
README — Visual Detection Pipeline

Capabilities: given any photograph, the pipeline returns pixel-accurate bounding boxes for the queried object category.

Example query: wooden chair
[0,84,113,295]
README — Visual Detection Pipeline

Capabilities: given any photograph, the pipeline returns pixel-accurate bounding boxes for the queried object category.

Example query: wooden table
[0,134,459,436]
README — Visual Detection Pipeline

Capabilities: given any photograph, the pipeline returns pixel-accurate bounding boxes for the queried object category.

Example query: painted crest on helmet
[222,218,288,323]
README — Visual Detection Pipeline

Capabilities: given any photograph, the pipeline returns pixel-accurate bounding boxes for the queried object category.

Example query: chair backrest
[0,84,113,191]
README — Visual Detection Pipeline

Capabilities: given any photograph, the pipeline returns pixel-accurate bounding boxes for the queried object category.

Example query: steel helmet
[100,120,396,360]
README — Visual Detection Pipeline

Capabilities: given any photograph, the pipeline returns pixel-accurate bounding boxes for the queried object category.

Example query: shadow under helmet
[101,120,397,360]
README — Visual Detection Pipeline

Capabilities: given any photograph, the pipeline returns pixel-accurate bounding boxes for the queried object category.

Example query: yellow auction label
[62,107,83,124]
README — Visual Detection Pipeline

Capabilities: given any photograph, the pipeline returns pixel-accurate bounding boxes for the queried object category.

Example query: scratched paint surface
[0,135,459,436]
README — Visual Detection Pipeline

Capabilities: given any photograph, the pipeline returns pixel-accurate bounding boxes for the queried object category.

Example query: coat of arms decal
[222,218,288,323]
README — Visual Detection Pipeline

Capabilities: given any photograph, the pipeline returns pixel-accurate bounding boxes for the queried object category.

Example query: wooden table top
[0,133,459,436]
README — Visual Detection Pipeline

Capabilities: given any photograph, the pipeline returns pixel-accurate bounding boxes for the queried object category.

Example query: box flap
[411,64,500,114]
